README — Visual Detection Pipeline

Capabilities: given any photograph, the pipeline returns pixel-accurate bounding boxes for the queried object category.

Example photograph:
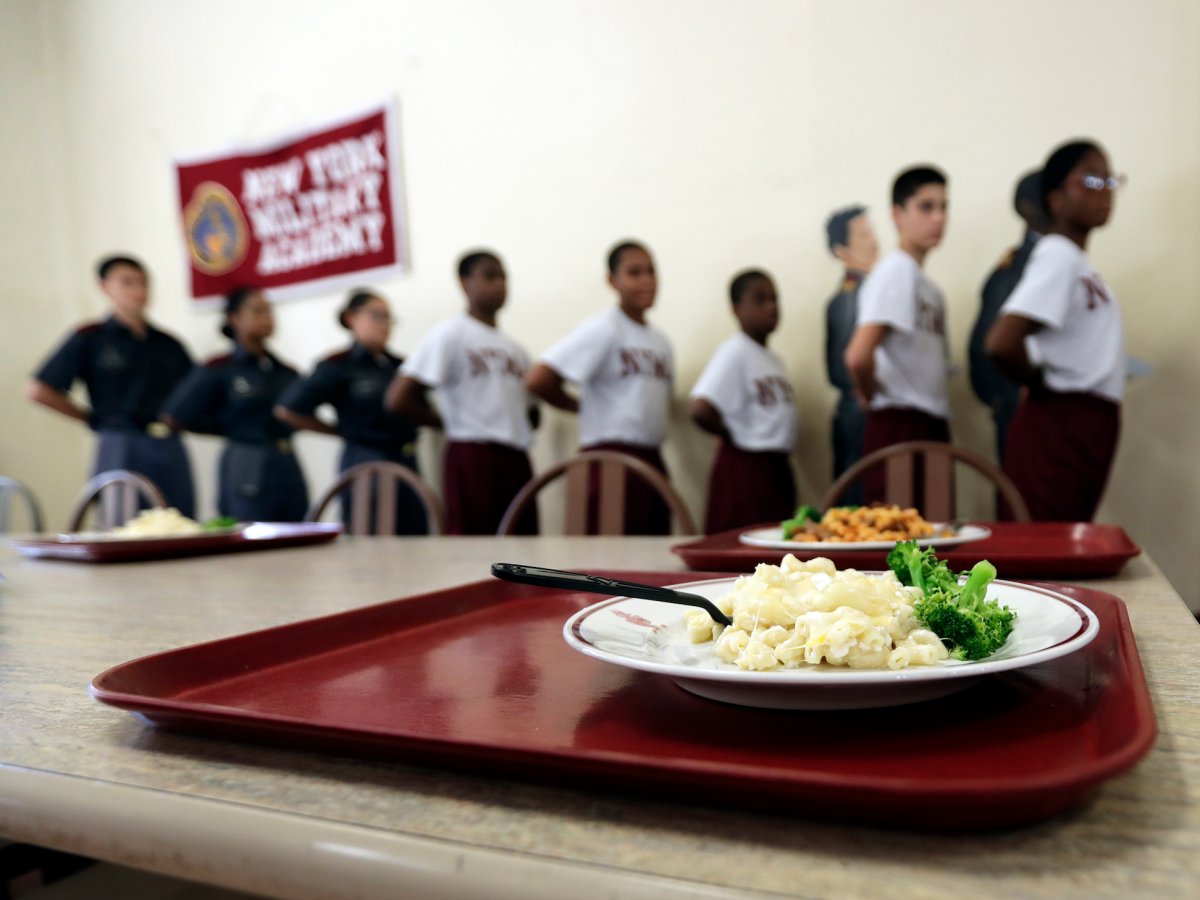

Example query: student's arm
[385,375,442,428]
[25,379,89,423]
[690,397,729,440]
[843,324,888,406]
[161,368,224,436]
[985,314,1045,386]
[273,405,338,435]
[525,363,579,413]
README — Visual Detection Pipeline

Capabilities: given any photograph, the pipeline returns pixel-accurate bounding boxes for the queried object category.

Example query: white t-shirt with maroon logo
[540,307,674,447]
[690,332,797,452]
[1000,234,1125,403]
[400,312,533,449]
[856,248,950,419]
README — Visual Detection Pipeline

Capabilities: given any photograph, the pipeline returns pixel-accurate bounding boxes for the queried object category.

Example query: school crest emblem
[183,182,249,275]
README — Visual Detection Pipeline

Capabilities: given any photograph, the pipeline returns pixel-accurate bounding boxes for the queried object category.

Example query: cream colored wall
[3,0,1198,606]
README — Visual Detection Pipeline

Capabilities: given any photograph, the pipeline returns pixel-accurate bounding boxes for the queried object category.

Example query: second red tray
[672,521,1141,577]
[90,570,1156,830]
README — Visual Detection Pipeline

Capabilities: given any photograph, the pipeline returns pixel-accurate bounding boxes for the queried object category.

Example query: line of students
[26,135,1126,534]
[839,138,1126,523]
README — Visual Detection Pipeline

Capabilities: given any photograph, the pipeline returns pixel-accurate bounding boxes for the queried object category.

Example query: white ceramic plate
[51,524,245,543]
[738,523,991,552]
[563,576,1098,710]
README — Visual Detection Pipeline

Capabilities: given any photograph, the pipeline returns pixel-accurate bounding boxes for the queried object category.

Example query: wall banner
[175,100,407,305]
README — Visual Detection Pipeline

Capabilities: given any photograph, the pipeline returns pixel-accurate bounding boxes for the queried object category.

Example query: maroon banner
[175,101,407,304]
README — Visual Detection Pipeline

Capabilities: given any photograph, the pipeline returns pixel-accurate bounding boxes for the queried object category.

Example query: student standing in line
[525,241,675,534]
[691,269,797,534]
[986,140,1126,522]
[823,205,879,498]
[969,170,1052,462]
[274,289,425,533]
[27,254,196,516]
[163,288,308,521]
[385,250,538,535]
[844,166,951,502]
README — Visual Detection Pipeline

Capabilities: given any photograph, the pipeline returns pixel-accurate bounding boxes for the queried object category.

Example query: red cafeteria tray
[8,521,342,563]
[90,570,1156,830]
[673,522,1142,577]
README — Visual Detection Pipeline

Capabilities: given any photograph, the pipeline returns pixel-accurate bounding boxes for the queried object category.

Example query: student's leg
[1003,392,1119,521]
[584,442,670,535]
[704,444,794,534]
[130,433,195,518]
[861,408,949,505]
[493,445,537,535]
[340,443,427,535]
[246,444,308,522]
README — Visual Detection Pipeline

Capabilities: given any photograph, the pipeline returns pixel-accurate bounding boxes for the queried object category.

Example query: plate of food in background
[738,504,990,551]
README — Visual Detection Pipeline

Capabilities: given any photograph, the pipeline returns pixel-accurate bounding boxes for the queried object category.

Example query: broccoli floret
[781,504,821,538]
[888,542,1015,661]
[886,540,957,595]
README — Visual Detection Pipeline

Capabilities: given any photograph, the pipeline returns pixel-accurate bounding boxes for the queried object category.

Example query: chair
[497,450,697,536]
[0,476,45,533]
[305,461,446,535]
[821,440,1032,522]
[66,469,168,532]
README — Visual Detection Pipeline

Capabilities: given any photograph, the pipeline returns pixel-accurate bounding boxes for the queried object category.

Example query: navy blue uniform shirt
[34,316,194,431]
[277,343,417,453]
[825,270,865,395]
[164,345,299,444]
[969,230,1039,410]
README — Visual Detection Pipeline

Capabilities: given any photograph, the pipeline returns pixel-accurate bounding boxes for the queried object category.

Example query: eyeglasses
[364,309,396,324]
[1080,173,1127,192]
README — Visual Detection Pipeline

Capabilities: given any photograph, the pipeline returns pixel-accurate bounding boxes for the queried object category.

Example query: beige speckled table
[0,537,1197,899]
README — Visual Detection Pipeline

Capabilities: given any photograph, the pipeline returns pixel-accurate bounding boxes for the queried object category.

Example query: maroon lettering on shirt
[1081,275,1112,310]
[753,375,794,407]
[466,347,526,379]
[618,347,671,379]
[916,298,945,336]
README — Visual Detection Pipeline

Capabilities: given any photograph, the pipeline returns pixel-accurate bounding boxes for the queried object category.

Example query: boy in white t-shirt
[986,140,1125,521]
[386,250,538,535]
[525,241,676,534]
[690,269,797,534]
[844,165,951,502]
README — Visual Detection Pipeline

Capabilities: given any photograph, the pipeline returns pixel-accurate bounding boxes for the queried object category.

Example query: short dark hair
[607,240,649,274]
[96,255,146,280]
[892,166,947,207]
[825,206,867,255]
[338,288,381,329]
[457,249,502,279]
[729,269,771,306]
[1040,140,1103,212]
[1013,170,1043,216]
[221,286,260,340]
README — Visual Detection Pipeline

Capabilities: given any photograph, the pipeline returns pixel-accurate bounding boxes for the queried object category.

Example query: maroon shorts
[443,441,537,536]
[1002,390,1120,522]
[582,442,671,535]
[704,443,796,535]
[861,407,951,504]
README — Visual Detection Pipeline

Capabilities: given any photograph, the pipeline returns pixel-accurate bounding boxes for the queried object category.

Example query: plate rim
[737,522,992,552]
[563,574,1098,687]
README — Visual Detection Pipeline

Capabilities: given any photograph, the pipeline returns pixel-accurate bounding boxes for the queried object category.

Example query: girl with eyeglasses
[275,289,426,533]
[985,139,1127,521]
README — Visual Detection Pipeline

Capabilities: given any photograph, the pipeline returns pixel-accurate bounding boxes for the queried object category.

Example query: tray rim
[673,522,1143,574]
[8,520,343,562]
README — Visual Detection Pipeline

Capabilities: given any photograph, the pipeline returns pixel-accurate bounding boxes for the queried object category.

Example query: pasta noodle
[685,554,949,671]
[109,508,204,537]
